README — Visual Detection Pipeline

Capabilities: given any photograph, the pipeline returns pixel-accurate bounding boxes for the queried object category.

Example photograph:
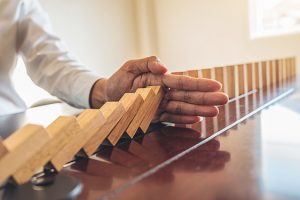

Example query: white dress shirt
[0,0,100,116]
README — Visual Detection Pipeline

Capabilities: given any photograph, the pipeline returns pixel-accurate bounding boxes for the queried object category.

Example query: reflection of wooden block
[51,109,105,171]
[214,67,224,92]
[226,65,235,98]
[246,63,253,92]
[13,116,79,184]
[140,86,164,133]
[0,139,8,159]
[0,124,49,183]
[187,70,199,78]
[238,64,245,95]
[201,68,211,79]
[126,88,155,138]
[83,102,125,155]
[107,94,144,145]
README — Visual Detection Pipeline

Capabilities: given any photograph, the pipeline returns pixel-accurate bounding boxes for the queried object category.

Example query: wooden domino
[214,67,224,92]
[201,68,211,79]
[0,124,49,183]
[140,86,164,133]
[246,63,253,92]
[126,87,155,138]
[238,64,245,95]
[187,70,199,78]
[107,93,144,145]
[83,102,125,155]
[226,65,235,98]
[0,139,8,159]
[13,116,80,184]
[51,109,104,171]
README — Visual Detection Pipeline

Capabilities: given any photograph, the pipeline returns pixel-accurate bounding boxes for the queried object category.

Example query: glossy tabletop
[1,79,300,200]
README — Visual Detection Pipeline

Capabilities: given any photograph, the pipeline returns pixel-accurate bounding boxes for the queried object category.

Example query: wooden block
[0,139,8,159]
[275,60,280,87]
[269,60,275,86]
[140,86,164,133]
[214,67,224,92]
[83,102,125,156]
[226,65,235,98]
[254,62,260,89]
[246,63,253,92]
[187,70,199,78]
[171,72,184,75]
[261,61,267,88]
[237,64,245,95]
[126,88,155,138]
[107,93,144,145]
[13,116,80,184]
[51,109,105,171]
[0,124,49,183]
[201,68,211,79]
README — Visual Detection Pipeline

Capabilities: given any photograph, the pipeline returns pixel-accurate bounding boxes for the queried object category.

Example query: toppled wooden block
[0,124,49,183]
[107,93,144,145]
[51,109,105,171]
[83,102,125,155]
[126,88,155,138]
[13,116,79,184]
[140,86,164,133]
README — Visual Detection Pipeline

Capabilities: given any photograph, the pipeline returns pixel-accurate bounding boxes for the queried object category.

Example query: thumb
[125,56,168,75]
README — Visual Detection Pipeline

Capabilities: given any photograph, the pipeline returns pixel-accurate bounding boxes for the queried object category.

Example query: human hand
[90,56,228,124]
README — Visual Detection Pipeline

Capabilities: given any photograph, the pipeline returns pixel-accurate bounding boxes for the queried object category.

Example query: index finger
[162,74,222,92]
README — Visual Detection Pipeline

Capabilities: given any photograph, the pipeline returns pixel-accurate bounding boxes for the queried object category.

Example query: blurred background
[13,0,300,106]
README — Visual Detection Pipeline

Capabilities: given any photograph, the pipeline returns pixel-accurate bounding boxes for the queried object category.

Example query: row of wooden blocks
[0,86,164,185]
[173,57,297,98]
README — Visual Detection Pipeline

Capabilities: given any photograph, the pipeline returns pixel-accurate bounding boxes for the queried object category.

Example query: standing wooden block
[237,64,245,95]
[225,65,235,98]
[107,94,144,146]
[214,67,224,92]
[187,70,199,78]
[140,86,164,133]
[261,61,267,88]
[275,60,280,87]
[0,139,8,159]
[126,88,156,138]
[201,68,211,79]
[270,60,276,86]
[13,116,80,184]
[246,63,253,92]
[254,62,260,89]
[51,109,105,171]
[83,102,125,156]
[0,124,49,183]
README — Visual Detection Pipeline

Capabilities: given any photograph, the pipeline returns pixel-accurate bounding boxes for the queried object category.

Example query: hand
[90,56,228,124]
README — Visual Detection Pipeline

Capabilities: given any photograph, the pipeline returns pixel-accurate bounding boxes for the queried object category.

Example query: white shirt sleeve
[17,0,100,109]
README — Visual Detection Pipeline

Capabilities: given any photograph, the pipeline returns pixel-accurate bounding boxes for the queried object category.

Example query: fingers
[167,90,229,105]
[162,74,222,92]
[165,101,219,117]
[159,113,201,124]
[124,56,167,75]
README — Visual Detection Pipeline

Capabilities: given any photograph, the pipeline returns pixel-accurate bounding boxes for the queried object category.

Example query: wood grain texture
[226,65,235,98]
[13,116,79,184]
[126,88,156,138]
[140,86,164,133]
[0,124,49,183]
[107,93,144,145]
[83,102,125,155]
[238,64,245,95]
[214,67,224,92]
[51,109,104,171]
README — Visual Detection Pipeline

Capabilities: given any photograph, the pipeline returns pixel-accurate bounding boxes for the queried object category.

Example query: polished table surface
[1,79,300,200]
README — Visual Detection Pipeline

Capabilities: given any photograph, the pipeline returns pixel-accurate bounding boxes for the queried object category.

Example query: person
[0,0,228,124]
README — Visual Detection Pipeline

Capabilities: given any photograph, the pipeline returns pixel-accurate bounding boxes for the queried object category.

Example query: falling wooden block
[126,88,155,138]
[246,63,253,92]
[13,116,80,184]
[51,109,105,171]
[83,102,125,155]
[140,86,164,133]
[214,67,224,92]
[226,65,235,98]
[107,94,144,146]
[0,139,8,159]
[201,68,211,79]
[187,70,199,78]
[237,64,245,95]
[0,124,49,183]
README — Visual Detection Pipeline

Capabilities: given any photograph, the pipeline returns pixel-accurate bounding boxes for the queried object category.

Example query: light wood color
[214,67,224,92]
[0,139,8,159]
[51,109,105,171]
[126,88,155,138]
[275,60,280,87]
[83,102,125,156]
[171,72,184,75]
[107,94,144,145]
[246,63,253,92]
[13,116,79,184]
[238,64,245,95]
[254,62,260,89]
[261,61,267,88]
[226,65,235,98]
[0,124,49,183]
[187,70,199,78]
[201,68,211,79]
[140,86,164,133]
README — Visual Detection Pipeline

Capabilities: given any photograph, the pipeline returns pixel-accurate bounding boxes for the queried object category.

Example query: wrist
[89,78,108,108]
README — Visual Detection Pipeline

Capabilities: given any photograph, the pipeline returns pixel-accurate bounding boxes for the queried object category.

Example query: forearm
[89,78,108,108]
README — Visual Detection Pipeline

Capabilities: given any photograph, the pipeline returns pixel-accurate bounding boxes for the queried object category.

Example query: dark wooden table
[1,79,300,200]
